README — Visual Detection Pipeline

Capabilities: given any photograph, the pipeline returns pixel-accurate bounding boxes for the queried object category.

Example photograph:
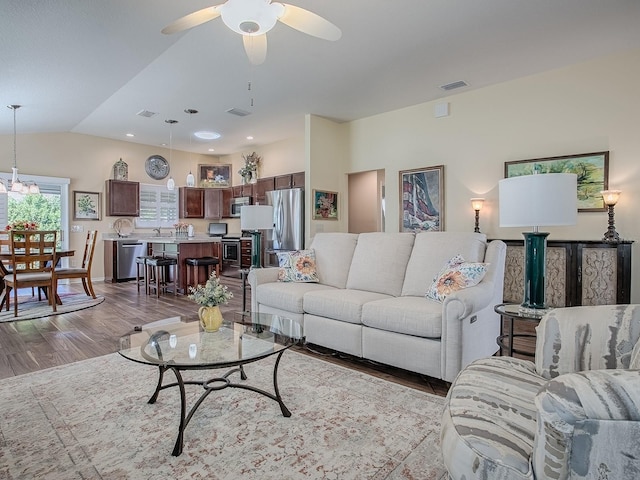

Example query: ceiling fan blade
[161,6,222,35]
[243,34,267,65]
[278,4,341,41]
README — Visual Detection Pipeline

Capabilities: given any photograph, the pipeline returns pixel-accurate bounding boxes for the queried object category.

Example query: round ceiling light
[194,131,221,140]
[220,0,284,36]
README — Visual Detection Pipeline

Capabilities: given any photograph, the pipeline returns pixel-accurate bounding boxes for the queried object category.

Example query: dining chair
[55,230,97,298]
[4,230,58,317]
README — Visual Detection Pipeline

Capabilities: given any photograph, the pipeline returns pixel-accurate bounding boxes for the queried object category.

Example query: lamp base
[249,231,262,268]
[521,231,549,310]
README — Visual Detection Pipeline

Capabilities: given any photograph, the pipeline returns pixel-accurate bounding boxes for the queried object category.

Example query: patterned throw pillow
[277,249,319,283]
[426,254,488,302]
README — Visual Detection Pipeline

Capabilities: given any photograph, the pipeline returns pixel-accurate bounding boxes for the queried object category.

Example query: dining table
[0,249,76,307]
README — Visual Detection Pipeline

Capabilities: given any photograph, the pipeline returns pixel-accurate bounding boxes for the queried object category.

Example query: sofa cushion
[256,282,336,314]
[304,289,392,324]
[402,232,487,297]
[361,296,443,338]
[441,356,546,480]
[346,232,415,297]
[309,233,359,289]
[277,249,319,282]
[425,254,488,302]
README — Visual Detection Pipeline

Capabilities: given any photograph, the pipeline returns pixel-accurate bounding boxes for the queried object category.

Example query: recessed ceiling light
[208,148,215,152]
[246,136,254,140]
[194,131,221,140]
[126,133,135,137]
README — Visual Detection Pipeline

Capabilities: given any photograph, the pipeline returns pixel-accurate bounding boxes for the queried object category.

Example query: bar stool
[135,256,154,294]
[185,257,220,291]
[146,257,178,297]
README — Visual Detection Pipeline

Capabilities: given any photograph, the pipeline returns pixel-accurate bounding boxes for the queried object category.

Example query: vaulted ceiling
[2,0,640,155]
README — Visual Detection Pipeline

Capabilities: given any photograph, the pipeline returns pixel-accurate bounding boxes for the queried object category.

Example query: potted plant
[187,271,234,332]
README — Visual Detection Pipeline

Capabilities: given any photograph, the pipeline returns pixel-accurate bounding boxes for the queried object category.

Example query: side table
[494,303,547,357]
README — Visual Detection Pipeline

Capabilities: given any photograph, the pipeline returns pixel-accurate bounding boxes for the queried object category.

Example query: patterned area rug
[0,293,104,323]
[0,351,447,479]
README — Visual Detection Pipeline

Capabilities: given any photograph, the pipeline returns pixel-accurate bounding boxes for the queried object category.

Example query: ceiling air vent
[226,108,251,117]
[439,80,468,91]
[136,109,158,118]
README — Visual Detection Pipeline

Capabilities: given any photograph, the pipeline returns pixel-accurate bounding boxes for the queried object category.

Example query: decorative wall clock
[145,155,170,180]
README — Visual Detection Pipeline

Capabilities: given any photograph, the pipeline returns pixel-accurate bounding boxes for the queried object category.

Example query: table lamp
[240,205,274,268]
[499,173,577,311]
[470,198,485,233]
[600,189,621,243]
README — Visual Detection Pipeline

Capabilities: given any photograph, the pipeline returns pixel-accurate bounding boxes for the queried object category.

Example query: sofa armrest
[247,267,279,288]
[533,369,640,479]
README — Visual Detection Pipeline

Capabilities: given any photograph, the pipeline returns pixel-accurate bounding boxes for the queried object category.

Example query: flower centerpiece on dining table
[5,220,40,242]
[187,271,234,332]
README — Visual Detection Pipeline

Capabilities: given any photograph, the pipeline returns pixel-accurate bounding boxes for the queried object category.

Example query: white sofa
[248,232,506,382]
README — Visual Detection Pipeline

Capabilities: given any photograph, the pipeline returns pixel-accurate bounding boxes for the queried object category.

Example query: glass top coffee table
[118,311,304,456]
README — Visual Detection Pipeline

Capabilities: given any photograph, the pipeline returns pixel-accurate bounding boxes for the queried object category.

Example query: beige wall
[346,49,640,301]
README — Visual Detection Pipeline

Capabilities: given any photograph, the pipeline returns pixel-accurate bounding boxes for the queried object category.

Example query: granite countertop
[102,234,222,244]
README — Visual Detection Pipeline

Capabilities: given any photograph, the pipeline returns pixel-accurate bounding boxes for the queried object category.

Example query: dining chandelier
[0,105,40,194]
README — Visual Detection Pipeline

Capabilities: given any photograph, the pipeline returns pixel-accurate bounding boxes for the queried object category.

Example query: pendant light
[2,105,39,194]
[184,108,197,187]
[165,119,178,191]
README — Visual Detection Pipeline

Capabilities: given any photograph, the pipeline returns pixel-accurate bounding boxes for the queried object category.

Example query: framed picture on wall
[198,164,232,188]
[505,151,609,212]
[399,165,444,232]
[73,191,101,220]
[313,190,338,220]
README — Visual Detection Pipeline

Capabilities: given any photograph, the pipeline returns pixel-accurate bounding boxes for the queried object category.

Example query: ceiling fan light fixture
[220,0,284,36]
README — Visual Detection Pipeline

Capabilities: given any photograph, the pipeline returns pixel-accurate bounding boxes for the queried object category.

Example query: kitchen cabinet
[254,177,275,205]
[232,184,254,197]
[105,180,140,217]
[502,240,633,307]
[179,187,204,218]
[292,171,305,188]
[274,172,305,190]
[222,188,232,218]
[204,188,223,219]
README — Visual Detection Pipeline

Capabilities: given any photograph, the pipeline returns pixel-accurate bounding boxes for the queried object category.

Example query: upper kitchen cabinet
[105,180,140,217]
[204,188,223,220]
[232,184,254,198]
[274,172,305,190]
[254,177,275,205]
[179,187,204,218]
[222,188,232,218]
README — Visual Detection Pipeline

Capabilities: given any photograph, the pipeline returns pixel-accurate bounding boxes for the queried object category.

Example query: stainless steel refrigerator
[265,188,304,266]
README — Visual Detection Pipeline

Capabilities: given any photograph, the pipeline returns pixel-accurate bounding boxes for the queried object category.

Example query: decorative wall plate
[145,155,170,180]
[113,218,134,237]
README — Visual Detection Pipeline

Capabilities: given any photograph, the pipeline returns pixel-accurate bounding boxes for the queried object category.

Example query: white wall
[346,49,640,301]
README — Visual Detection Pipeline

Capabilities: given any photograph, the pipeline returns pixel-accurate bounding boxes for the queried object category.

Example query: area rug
[0,351,447,479]
[0,293,104,323]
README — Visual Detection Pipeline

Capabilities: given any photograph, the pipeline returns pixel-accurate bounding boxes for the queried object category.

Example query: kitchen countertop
[102,234,252,243]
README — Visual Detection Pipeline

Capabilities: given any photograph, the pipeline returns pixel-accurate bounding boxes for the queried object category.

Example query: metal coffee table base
[148,349,291,456]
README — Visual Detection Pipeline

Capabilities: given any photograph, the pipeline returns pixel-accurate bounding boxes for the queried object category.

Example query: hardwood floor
[0,277,455,397]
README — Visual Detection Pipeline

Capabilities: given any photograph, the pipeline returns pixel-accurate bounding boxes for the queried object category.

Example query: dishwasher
[116,240,148,282]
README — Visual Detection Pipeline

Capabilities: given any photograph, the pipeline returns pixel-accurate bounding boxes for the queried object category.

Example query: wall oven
[221,237,241,276]
[230,196,252,217]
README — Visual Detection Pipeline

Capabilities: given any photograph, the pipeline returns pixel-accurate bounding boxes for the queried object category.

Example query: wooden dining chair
[4,230,58,317]
[55,230,98,298]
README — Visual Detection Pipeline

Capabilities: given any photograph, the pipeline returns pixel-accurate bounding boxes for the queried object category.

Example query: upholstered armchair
[441,304,640,480]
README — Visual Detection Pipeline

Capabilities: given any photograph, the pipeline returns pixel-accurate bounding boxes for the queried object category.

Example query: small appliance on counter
[208,222,228,237]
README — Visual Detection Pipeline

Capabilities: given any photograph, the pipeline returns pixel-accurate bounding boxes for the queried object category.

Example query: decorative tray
[113,218,134,237]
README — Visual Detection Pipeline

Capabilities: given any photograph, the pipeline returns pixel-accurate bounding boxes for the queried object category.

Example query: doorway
[347,169,385,233]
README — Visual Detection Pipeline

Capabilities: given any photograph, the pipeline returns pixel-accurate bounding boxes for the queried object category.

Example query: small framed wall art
[399,165,444,232]
[313,190,338,220]
[73,191,101,221]
[504,151,609,212]
[199,164,232,188]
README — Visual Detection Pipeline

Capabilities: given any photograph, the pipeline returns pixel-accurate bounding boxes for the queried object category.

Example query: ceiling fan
[162,0,342,65]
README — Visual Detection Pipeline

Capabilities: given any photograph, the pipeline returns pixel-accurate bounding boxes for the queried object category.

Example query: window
[0,173,70,250]
[135,183,179,228]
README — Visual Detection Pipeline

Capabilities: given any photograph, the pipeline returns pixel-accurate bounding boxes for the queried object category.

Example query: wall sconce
[470,198,485,233]
[601,190,622,243]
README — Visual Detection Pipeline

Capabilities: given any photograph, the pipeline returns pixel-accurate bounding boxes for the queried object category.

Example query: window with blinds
[135,183,179,228]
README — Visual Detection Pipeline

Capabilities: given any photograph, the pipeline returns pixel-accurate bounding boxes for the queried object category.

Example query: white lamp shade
[499,173,577,227]
[241,205,274,230]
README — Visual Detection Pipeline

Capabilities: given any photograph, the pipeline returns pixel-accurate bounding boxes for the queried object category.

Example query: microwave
[230,196,252,217]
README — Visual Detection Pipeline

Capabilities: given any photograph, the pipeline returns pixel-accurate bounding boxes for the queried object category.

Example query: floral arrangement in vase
[5,220,39,232]
[188,272,234,332]
[173,222,189,236]
[238,152,261,184]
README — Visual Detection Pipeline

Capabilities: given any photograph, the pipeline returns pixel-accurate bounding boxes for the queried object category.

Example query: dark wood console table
[501,240,633,307]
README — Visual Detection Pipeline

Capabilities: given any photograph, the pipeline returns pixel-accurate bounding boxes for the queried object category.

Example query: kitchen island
[104,236,221,293]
